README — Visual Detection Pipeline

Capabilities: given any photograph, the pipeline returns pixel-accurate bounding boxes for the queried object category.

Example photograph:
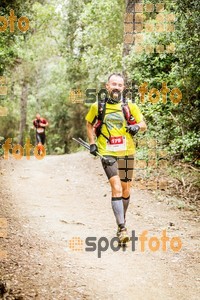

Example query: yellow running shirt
[85,101,144,157]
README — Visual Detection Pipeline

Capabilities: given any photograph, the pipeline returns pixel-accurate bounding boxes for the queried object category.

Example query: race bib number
[106,136,126,151]
[37,128,44,133]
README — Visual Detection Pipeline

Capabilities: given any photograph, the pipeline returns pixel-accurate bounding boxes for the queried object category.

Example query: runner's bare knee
[121,181,131,198]
[110,176,122,197]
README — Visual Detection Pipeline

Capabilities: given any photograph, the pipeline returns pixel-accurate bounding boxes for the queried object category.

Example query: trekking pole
[77,137,107,160]
[72,137,115,166]
[72,137,90,150]
[77,138,91,150]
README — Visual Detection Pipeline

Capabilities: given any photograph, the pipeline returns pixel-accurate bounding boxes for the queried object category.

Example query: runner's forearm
[86,121,96,144]
[137,121,147,132]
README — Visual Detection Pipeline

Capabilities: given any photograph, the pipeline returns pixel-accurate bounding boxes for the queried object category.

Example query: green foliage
[169,132,200,163]
[124,0,200,164]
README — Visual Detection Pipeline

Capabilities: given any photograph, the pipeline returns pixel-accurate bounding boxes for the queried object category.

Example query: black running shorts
[101,155,134,182]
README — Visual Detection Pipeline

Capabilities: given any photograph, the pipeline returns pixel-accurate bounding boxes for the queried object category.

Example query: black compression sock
[122,195,130,219]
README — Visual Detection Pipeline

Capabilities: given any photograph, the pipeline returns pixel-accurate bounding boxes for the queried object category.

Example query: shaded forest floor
[0,152,199,300]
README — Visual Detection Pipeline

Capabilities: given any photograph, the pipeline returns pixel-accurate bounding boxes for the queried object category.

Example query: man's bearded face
[106,75,125,102]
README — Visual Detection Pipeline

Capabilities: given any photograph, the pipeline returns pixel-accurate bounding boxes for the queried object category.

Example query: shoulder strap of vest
[98,98,107,121]
[96,98,111,141]
[122,101,130,121]
[122,100,136,125]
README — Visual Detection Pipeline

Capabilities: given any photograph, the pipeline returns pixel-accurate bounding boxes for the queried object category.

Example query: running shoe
[117,227,129,244]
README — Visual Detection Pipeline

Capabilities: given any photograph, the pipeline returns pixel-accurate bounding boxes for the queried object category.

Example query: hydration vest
[94,98,136,140]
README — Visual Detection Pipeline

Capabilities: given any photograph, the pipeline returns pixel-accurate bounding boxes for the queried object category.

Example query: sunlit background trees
[0,0,199,163]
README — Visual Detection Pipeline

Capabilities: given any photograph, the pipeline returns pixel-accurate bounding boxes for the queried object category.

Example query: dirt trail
[0,152,199,299]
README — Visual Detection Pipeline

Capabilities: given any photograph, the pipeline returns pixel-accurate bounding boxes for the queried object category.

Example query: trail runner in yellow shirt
[86,73,147,244]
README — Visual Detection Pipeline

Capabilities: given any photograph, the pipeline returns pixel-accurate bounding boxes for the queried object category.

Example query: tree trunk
[123,0,143,96]
[123,0,143,59]
[35,69,41,112]
[19,80,28,145]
